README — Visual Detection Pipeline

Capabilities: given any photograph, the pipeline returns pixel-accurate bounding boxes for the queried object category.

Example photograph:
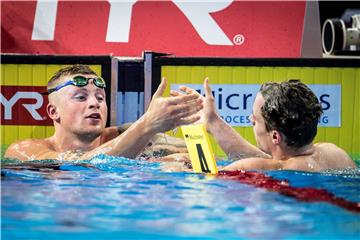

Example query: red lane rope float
[218,171,360,213]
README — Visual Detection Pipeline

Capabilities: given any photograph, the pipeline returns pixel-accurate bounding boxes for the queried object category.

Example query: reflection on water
[2,155,360,239]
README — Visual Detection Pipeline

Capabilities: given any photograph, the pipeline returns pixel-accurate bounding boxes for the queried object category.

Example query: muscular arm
[207,115,269,159]
[102,124,187,149]
[81,116,160,159]
[5,79,202,161]
[176,79,269,160]
[4,125,188,161]
[88,78,201,159]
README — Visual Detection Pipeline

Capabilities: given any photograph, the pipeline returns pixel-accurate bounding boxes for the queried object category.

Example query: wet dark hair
[47,64,97,88]
[259,79,323,148]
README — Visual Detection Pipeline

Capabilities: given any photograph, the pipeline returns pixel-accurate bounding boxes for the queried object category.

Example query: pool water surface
[2,155,360,239]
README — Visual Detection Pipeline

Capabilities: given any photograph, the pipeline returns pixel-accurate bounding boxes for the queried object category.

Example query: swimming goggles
[47,76,106,94]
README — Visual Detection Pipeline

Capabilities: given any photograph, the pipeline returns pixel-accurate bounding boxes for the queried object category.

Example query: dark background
[319,1,360,28]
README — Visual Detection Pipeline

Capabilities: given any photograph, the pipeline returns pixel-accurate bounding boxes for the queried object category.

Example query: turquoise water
[2,155,360,239]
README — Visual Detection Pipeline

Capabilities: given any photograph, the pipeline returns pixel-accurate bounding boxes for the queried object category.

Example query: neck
[271,143,314,160]
[50,130,102,153]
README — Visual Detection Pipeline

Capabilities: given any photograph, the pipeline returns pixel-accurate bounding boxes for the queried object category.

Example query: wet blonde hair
[47,64,97,91]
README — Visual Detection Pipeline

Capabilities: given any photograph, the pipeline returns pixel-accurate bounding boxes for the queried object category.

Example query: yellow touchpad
[181,124,218,174]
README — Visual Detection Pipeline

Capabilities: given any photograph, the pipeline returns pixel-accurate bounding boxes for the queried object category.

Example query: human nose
[88,95,101,109]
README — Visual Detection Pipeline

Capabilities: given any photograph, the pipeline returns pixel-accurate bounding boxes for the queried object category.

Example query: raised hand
[171,78,220,131]
[144,78,203,133]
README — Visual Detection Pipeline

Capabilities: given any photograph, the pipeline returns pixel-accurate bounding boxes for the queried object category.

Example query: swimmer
[5,65,203,161]
[173,79,356,172]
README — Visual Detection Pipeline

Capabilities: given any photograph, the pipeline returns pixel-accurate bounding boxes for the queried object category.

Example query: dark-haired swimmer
[5,65,202,161]
[172,79,355,172]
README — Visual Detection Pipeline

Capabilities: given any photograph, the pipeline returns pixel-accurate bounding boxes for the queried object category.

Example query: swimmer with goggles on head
[47,75,106,94]
[5,64,203,162]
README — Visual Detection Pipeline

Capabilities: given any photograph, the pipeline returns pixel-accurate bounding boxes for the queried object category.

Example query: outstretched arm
[82,78,203,159]
[174,78,269,160]
[4,78,202,161]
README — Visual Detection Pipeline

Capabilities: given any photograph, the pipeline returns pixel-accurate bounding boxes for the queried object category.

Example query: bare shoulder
[4,138,53,161]
[314,142,356,169]
[315,142,340,149]
[314,142,350,158]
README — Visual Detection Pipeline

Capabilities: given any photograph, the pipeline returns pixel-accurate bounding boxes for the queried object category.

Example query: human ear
[47,103,59,121]
[271,130,282,145]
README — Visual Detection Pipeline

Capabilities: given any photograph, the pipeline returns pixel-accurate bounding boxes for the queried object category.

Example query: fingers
[178,85,199,95]
[169,98,203,128]
[167,92,200,105]
[170,86,200,97]
[170,90,181,97]
[204,77,213,98]
[176,114,201,126]
[172,99,203,118]
[153,77,167,98]
[170,80,206,100]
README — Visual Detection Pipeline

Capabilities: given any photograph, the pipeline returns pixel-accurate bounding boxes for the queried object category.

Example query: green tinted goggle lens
[73,76,106,88]
[48,76,106,93]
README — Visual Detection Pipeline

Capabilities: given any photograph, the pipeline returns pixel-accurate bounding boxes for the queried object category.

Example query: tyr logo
[1,91,44,120]
[0,86,52,126]
[32,0,234,45]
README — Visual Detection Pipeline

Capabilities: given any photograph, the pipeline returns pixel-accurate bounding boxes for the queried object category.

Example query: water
[2,155,360,239]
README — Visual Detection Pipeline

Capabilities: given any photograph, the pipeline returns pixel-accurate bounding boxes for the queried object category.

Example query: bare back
[223,143,356,172]
[283,143,356,171]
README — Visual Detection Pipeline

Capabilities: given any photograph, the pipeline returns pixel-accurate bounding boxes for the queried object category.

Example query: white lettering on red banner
[0,86,52,126]
[1,91,43,120]
[32,0,234,45]
[2,1,306,57]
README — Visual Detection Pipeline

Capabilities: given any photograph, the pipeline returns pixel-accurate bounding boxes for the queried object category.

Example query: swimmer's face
[48,73,107,137]
[251,93,272,154]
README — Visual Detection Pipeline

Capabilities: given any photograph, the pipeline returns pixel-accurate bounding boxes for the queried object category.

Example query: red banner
[1,1,306,57]
[0,86,52,126]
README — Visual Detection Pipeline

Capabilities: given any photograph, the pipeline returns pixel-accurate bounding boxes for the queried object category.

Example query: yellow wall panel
[18,65,32,86]
[1,65,4,85]
[273,67,288,80]
[3,64,19,85]
[191,66,205,83]
[339,68,356,153]
[353,70,360,156]
[46,126,55,137]
[204,66,219,83]
[300,67,315,83]
[3,126,19,146]
[286,67,301,80]
[259,67,274,82]
[46,65,62,84]
[32,125,46,139]
[18,125,33,142]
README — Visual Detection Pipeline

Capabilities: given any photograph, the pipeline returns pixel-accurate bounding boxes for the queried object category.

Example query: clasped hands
[144,77,218,134]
